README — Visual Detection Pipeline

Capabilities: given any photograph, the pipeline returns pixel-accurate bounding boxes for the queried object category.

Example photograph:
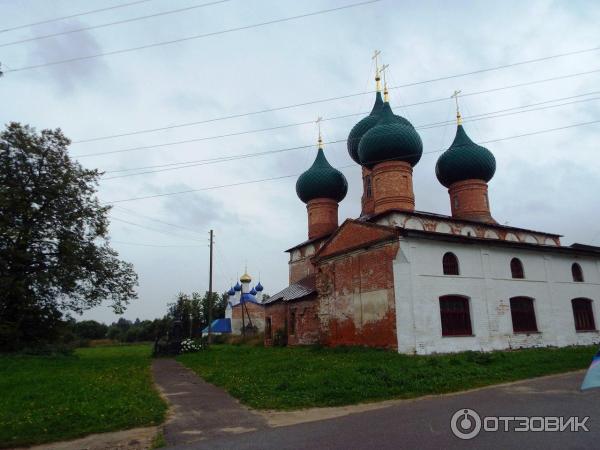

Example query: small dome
[435,124,496,188]
[255,281,264,292]
[240,272,251,283]
[227,287,235,296]
[296,148,348,203]
[234,282,242,291]
[358,102,423,169]
[347,91,384,164]
[250,288,257,295]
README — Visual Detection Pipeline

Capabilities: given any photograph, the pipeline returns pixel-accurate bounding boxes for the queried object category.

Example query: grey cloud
[26,20,110,93]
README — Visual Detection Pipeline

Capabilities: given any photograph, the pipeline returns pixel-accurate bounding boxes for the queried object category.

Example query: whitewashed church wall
[393,238,600,355]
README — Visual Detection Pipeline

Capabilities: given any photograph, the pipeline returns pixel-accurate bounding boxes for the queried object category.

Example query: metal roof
[263,275,316,305]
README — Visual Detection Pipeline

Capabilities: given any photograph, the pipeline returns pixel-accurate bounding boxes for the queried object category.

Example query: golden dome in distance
[240,272,251,283]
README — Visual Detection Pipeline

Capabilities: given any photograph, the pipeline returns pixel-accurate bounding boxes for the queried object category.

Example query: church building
[264,60,600,354]
[224,272,266,335]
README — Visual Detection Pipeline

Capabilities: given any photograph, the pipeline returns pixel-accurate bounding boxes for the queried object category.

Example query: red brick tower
[296,133,348,239]
[435,104,497,223]
[357,79,423,214]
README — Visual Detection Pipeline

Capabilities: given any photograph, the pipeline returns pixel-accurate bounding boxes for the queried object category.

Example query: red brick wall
[317,242,399,349]
[372,161,414,213]
[289,257,315,285]
[264,295,319,346]
[231,302,264,332]
[361,167,375,216]
[448,179,495,223]
[307,198,339,240]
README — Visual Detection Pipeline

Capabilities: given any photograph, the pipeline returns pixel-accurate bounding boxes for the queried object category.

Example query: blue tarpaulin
[201,318,231,334]
[581,349,600,391]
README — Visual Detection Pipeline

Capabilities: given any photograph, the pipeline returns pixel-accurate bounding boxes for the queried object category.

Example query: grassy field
[178,344,596,410]
[0,345,167,449]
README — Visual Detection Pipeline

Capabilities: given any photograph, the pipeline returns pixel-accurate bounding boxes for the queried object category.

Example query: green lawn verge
[0,344,167,448]
[177,344,596,410]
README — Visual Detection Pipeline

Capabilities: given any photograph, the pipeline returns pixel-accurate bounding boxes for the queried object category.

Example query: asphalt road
[169,371,599,450]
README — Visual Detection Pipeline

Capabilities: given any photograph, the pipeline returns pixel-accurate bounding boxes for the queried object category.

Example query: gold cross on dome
[380,63,390,101]
[451,90,463,124]
[316,116,323,147]
[372,50,382,91]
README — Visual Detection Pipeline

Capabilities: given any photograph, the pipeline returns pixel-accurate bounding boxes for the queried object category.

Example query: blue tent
[581,349,600,390]
[201,318,231,334]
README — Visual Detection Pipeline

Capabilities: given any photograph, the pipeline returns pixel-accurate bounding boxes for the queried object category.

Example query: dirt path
[151,358,267,446]
[19,426,159,450]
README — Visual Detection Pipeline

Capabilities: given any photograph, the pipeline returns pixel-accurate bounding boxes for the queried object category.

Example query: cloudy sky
[1,0,599,324]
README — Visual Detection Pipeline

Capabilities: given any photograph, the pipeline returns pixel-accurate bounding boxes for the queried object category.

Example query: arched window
[572,298,596,331]
[439,296,472,336]
[572,263,584,282]
[510,297,538,333]
[442,252,460,275]
[365,175,372,198]
[510,258,525,279]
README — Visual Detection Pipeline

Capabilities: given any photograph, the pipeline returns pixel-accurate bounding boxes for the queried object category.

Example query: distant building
[225,272,266,335]
[263,65,600,354]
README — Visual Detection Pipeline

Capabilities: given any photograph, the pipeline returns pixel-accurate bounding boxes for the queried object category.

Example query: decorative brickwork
[371,161,415,214]
[448,179,496,223]
[307,197,339,239]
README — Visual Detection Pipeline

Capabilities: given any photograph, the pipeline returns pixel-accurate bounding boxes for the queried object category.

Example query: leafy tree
[166,291,228,338]
[0,123,138,350]
[72,320,108,340]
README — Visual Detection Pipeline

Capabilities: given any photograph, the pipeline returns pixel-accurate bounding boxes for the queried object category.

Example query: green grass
[177,344,596,410]
[0,344,167,449]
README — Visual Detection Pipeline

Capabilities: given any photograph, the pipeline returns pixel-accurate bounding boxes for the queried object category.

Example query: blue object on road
[581,349,600,391]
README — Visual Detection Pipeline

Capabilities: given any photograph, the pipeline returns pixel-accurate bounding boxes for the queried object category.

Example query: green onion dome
[296,148,348,203]
[358,102,423,169]
[347,91,384,164]
[435,124,496,188]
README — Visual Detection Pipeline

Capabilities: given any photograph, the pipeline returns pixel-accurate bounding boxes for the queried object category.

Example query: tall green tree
[0,123,138,350]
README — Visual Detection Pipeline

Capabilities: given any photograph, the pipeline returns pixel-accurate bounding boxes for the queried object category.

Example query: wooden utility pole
[207,229,214,346]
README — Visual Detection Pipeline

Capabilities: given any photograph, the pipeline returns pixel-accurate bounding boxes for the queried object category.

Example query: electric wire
[3,0,381,73]
[99,95,600,179]
[70,65,600,146]
[0,0,232,48]
[110,216,206,242]
[0,0,154,33]
[102,118,600,204]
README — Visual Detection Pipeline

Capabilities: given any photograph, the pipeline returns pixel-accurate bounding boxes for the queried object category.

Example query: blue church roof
[234,282,242,291]
[227,287,235,296]
[250,288,257,295]
[202,318,231,334]
[255,282,264,292]
[240,293,260,304]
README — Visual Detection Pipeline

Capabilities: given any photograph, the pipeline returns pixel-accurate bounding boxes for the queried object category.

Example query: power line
[110,216,205,242]
[112,205,207,237]
[0,0,232,48]
[70,64,600,146]
[0,0,154,34]
[78,78,600,159]
[99,94,600,179]
[111,240,205,248]
[3,0,380,73]
[102,118,600,203]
